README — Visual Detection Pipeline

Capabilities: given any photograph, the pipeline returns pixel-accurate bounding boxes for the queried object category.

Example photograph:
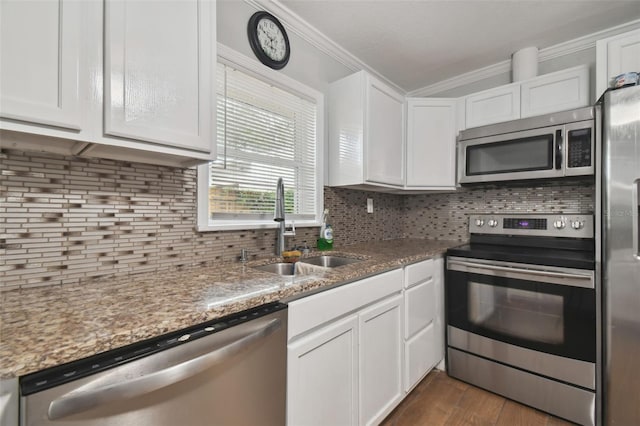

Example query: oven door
[446,256,595,363]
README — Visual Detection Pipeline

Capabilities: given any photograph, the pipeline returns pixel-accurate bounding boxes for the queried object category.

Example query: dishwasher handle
[48,317,282,420]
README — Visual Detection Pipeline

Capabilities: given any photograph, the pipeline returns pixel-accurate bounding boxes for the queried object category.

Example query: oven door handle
[447,259,594,289]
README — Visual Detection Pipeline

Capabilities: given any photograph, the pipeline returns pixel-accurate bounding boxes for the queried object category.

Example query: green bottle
[317,209,333,251]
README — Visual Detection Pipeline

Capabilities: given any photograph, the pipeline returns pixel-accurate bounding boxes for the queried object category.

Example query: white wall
[217,0,353,93]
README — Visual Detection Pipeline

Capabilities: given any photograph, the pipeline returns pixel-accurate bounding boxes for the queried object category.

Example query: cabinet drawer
[404,279,436,339]
[404,259,434,289]
[404,322,436,392]
[288,268,403,340]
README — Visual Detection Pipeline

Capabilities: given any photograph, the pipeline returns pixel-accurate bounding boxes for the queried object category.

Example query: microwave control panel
[567,128,592,168]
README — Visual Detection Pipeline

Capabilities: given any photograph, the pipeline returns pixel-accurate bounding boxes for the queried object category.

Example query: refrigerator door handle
[47,317,282,420]
[634,179,639,260]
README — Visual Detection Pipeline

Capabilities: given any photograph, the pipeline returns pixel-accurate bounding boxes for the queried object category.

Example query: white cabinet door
[596,28,640,99]
[521,65,589,118]
[287,315,359,426]
[0,0,82,130]
[104,0,214,152]
[465,83,520,128]
[404,321,436,392]
[365,78,405,186]
[406,99,457,188]
[359,294,403,426]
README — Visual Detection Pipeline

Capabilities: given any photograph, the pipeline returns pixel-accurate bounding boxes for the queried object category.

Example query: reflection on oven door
[468,281,564,344]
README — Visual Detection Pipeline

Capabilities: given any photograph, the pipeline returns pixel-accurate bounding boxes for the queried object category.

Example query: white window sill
[197,219,321,233]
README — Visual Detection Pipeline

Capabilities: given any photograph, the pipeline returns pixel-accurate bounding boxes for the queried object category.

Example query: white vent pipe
[512,46,538,82]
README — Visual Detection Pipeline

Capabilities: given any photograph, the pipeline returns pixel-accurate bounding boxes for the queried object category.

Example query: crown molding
[241,1,640,98]
[244,0,406,94]
[408,18,640,97]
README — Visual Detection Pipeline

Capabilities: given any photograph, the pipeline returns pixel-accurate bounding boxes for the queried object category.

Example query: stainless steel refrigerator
[598,83,640,425]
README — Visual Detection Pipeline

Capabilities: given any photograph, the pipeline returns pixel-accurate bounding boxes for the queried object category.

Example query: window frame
[197,44,324,232]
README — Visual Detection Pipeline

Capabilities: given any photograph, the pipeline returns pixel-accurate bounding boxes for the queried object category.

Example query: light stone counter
[0,239,461,379]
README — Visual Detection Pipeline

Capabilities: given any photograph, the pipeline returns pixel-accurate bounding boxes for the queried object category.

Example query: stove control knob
[553,220,566,229]
[571,220,584,230]
[475,219,485,227]
[487,219,498,228]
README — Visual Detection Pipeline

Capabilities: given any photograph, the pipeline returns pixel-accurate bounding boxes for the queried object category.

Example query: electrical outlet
[367,198,373,213]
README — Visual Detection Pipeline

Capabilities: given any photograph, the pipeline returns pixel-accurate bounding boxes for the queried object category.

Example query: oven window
[466,135,553,176]
[468,281,564,344]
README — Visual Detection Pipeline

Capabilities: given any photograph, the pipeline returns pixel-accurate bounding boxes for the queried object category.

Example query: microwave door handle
[555,129,563,170]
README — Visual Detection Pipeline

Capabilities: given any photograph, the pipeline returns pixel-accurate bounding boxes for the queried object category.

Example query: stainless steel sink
[253,262,295,276]
[299,255,362,268]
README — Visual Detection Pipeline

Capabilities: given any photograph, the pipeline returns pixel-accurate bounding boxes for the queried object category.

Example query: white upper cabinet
[329,71,405,188]
[366,78,405,186]
[406,98,457,189]
[465,83,521,128]
[0,0,216,167]
[521,65,589,118]
[464,65,590,129]
[0,0,82,130]
[104,0,213,152]
[596,28,640,99]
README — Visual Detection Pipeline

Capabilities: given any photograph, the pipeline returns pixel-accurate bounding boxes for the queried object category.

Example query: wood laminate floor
[381,370,576,426]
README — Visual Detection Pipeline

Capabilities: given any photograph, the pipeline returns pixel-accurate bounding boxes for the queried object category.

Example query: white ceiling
[279,0,640,92]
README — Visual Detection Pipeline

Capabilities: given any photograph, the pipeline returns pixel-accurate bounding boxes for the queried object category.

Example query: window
[197,47,324,231]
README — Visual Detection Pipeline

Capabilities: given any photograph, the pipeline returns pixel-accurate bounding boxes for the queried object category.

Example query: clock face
[248,12,290,70]
[257,18,287,61]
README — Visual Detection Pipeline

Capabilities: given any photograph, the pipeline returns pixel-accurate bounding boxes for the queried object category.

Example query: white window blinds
[208,62,318,223]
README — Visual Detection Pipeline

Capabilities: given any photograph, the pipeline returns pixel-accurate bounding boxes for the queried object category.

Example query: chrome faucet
[274,177,295,256]
[275,177,285,256]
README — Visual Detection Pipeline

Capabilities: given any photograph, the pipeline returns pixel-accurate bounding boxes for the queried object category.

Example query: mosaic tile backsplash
[0,149,594,290]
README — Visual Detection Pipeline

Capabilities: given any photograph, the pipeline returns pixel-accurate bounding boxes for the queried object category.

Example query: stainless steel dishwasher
[19,302,287,426]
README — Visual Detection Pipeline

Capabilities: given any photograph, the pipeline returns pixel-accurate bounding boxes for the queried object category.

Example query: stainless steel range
[445,213,597,426]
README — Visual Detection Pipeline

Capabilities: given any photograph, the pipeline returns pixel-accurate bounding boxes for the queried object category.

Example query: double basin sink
[253,255,362,276]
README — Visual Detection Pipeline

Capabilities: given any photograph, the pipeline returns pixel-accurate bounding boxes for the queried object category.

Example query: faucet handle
[283,221,296,236]
[239,248,249,263]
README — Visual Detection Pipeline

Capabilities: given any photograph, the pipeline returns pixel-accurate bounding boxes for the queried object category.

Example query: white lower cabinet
[404,321,436,392]
[287,260,445,425]
[287,315,359,426]
[287,269,403,426]
[402,258,444,393]
[359,294,403,426]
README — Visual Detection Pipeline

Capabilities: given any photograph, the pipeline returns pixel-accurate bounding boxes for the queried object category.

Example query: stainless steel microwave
[458,107,594,184]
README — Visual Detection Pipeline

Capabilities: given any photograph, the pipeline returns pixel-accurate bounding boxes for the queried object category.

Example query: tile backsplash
[403,182,595,241]
[0,149,594,290]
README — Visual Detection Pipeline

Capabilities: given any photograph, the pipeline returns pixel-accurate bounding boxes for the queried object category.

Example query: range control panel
[469,214,594,239]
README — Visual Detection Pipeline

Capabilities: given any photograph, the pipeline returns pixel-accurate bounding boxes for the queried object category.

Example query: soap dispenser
[317,209,333,250]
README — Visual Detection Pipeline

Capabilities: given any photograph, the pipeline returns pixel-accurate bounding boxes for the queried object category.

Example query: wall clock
[247,11,290,70]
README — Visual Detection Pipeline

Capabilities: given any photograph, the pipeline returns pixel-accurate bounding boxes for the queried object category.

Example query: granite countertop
[0,239,461,379]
